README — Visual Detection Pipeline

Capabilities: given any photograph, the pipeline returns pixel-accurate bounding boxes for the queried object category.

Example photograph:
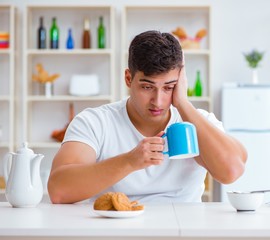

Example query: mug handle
[161,133,169,155]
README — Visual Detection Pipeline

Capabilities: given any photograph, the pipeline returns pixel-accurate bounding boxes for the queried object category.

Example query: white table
[174,202,270,238]
[0,201,270,240]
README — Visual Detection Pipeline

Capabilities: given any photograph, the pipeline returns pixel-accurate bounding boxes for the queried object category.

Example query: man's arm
[48,135,164,204]
[176,101,247,184]
[172,64,247,184]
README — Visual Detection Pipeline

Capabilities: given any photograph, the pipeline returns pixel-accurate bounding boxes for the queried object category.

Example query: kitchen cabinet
[0,4,15,190]
[121,5,213,201]
[23,5,115,189]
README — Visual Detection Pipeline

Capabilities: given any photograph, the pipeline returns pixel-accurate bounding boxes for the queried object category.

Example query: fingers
[182,50,185,65]
[142,136,164,145]
[179,64,187,79]
[150,142,164,152]
[148,139,165,164]
[146,137,164,153]
[148,159,163,165]
[156,131,165,137]
[131,136,166,168]
[145,154,164,165]
[179,51,186,77]
[141,137,165,164]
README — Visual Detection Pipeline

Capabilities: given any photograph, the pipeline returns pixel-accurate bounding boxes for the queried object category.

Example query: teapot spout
[30,154,44,188]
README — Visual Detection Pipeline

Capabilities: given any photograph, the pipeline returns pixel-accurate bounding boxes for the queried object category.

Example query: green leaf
[243,49,264,68]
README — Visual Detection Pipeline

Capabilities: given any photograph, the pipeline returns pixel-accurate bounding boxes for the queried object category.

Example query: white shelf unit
[23,5,115,183]
[0,4,15,189]
[121,5,213,201]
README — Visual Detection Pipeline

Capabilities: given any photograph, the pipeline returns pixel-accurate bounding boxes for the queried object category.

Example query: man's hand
[172,54,189,108]
[127,131,165,170]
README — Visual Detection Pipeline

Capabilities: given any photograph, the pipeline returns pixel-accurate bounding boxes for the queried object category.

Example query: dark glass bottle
[37,17,46,49]
[194,70,202,96]
[82,18,91,48]
[66,28,74,49]
[97,16,105,49]
[50,17,59,49]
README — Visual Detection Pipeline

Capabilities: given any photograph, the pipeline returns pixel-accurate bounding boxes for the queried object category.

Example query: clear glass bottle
[37,17,46,49]
[82,18,91,49]
[50,17,59,49]
[97,16,105,49]
[194,70,202,97]
[66,28,74,49]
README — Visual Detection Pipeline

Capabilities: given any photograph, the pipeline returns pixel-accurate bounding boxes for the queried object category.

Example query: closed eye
[164,84,175,91]
[142,85,154,90]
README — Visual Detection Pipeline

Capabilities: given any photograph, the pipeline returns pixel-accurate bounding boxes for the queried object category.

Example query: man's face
[125,69,180,124]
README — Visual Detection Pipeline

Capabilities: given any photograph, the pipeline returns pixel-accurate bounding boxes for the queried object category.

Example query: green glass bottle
[97,16,105,49]
[50,17,59,49]
[194,70,202,96]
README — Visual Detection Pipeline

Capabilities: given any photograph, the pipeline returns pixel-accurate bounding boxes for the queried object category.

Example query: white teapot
[3,142,44,207]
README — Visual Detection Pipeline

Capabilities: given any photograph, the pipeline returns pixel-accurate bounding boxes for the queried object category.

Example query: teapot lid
[16,142,34,155]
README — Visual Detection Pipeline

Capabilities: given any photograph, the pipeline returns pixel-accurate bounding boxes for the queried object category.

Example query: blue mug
[162,122,199,159]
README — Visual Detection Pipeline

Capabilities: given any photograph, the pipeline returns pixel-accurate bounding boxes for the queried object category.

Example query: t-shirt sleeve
[62,109,104,158]
[197,108,225,132]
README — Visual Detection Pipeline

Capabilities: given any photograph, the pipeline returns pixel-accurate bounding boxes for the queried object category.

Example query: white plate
[93,210,144,218]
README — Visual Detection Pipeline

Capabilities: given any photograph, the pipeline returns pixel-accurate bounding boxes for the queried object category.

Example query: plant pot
[252,69,258,84]
[39,82,54,97]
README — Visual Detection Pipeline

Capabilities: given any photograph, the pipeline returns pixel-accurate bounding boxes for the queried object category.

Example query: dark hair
[128,30,183,78]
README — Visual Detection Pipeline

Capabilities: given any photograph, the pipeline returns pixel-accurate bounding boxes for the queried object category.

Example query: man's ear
[125,69,132,87]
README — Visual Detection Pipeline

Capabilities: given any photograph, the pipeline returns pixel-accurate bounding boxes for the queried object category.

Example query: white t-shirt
[63,98,224,203]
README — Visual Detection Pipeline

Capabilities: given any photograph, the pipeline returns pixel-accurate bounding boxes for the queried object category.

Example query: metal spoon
[231,190,270,194]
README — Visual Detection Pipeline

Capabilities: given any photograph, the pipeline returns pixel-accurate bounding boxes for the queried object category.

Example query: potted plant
[32,63,60,97]
[243,49,264,84]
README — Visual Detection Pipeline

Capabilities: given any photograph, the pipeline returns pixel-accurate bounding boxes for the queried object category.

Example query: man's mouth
[149,109,163,116]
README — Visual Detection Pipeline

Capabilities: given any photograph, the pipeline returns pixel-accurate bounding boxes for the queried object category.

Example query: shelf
[0,4,15,171]
[27,49,113,55]
[23,4,116,153]
[27,95,112,102]
[122,5,210,10]
[28,142,61,148]
[0,142,10,148]
[184,49,210,55]
[188,96,211,102]
[27,5,112,10]
[0,96,11,101]
[124,49,210,56]
[0,49,11,54]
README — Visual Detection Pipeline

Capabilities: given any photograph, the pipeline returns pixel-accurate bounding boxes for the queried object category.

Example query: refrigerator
[221,82,270,203]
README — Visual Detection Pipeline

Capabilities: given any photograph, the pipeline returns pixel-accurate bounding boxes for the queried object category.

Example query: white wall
[212,0,270,117]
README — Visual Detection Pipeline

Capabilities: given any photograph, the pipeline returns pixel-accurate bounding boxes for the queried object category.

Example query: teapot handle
[3,152,14,183]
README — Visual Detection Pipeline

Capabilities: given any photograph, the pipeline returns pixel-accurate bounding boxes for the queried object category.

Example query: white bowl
[227,191,264,211]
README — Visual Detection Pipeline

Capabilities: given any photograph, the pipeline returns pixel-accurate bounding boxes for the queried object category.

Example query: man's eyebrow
[164,80,178,85]
[139,79,178,84]
[139,79,155,84]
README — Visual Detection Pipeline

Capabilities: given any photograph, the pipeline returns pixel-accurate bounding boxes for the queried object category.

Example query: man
[48,30,247,204]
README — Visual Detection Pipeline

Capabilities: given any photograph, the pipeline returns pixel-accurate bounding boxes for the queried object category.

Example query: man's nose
[151,90,163,106]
